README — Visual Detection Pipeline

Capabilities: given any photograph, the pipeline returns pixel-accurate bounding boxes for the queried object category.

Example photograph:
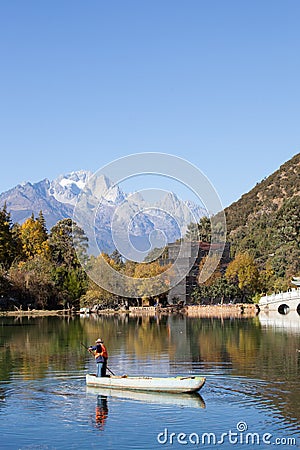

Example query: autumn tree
[226,252,260,299]
[122,260,137,277]
[9,256,57,309]
[81,253,122,309]
[80,278,118,309]
[133,261,171,304]
[20,214,49,259]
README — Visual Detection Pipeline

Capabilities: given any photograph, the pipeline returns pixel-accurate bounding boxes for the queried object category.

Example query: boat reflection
[86,386,206,409]
[259,310,300,333]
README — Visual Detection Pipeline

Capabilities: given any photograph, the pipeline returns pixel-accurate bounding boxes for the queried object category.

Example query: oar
[105,366,115,376]
[80,342,116,376]
[81,341,93,354]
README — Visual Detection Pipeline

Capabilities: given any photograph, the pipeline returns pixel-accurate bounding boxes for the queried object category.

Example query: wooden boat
[86,374,205,393]
[86,386,206,408]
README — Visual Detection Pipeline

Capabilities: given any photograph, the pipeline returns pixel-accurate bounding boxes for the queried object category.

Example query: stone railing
[259,288,300,305]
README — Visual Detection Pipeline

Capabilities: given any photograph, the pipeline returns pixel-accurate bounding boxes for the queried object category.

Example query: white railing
[259,288,300,305]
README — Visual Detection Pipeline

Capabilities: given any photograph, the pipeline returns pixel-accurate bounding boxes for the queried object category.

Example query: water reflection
[94,395,108,431]
[0,314,299,432]
[86,386,206,409]
[259,310,300,333]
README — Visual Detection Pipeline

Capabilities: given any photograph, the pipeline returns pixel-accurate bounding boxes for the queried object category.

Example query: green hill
[224,152,300,290]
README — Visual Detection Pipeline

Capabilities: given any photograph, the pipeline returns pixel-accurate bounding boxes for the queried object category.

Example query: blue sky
[0,0,299,207]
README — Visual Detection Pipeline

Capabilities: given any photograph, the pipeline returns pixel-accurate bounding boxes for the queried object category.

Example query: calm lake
[0,312,299,449]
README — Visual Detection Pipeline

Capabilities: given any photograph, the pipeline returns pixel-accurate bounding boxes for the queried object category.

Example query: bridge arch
[278,304,290,315]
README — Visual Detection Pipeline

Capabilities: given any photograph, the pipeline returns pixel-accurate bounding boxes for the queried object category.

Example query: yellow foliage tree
[226,252,260,295]
[20,215,50,259]
[134,261,171,304]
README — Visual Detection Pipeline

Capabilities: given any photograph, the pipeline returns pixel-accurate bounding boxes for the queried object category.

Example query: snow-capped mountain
[49,170,92,205]
[48,170,126,206]
[0,171,206,255]
[0,179,73,228]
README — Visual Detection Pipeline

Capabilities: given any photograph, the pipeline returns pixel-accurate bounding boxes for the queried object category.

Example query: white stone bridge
[259,278,300,314]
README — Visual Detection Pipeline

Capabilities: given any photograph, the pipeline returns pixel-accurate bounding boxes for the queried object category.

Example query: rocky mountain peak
[0,170,206,254]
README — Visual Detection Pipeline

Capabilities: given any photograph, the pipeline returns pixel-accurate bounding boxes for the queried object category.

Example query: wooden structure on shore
[158,241,230,304]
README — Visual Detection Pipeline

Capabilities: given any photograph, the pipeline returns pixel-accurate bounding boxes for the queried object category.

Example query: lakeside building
[158,241,231,304]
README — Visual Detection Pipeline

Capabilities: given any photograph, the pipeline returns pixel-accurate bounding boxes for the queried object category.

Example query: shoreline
[0,309,75,317]
[185,304,258,318]
[0,304,259,318]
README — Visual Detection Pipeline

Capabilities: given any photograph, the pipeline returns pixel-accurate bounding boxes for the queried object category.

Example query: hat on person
[96,338,103,343]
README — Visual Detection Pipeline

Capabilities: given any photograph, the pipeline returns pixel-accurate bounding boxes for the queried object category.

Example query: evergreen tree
[49,219,88,306]
[0,204,16,267]
[185,222,200,241]
[11,223,24,261]
[49,218,88,268]
[0,265,11,298]
[37,210,47,236]
[199,216,211,242]
[185,217,212,242]
[192,276,243,305]
[276,197,300,246]
[110,249,124,268]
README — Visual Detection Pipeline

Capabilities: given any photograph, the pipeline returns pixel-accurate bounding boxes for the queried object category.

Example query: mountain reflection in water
[0,313,299,448]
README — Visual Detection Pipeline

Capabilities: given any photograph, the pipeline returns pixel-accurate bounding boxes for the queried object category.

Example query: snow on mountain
[49,170,92,205]
[48,171,126,206]
[0,170,207,255]
[0,179,73,228]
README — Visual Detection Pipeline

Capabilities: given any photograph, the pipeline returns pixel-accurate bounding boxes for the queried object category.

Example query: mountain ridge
[0,170,206,255]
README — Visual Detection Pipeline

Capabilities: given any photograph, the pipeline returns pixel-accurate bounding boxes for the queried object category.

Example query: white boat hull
[86,374,205,393]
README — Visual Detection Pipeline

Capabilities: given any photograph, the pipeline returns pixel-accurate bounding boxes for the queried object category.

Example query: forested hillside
[224,152,300,289]
[191,153,300,303]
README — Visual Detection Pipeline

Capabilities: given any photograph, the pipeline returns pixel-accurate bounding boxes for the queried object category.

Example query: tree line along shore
[0,203,298,312]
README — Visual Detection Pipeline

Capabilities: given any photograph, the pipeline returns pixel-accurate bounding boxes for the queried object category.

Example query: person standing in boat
[88,338,108,377]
